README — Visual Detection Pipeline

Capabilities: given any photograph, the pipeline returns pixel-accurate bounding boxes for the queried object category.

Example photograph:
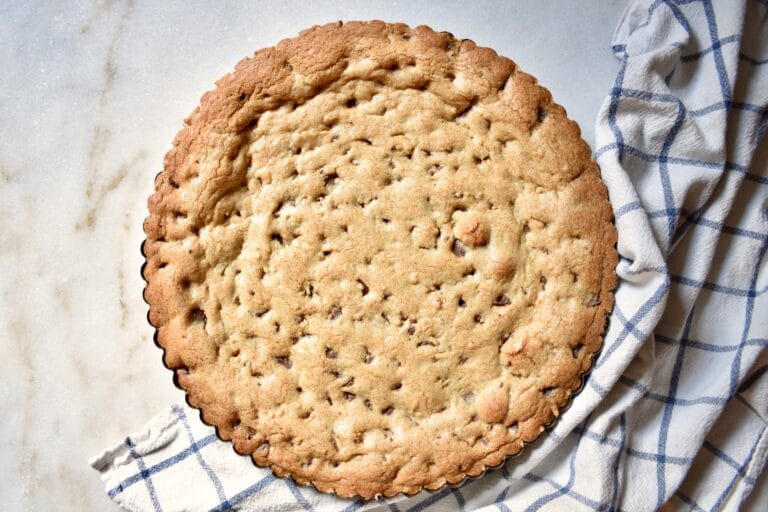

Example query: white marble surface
[0,1,628,509]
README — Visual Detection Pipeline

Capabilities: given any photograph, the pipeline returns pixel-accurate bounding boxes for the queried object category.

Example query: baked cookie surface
[143,21,617,499]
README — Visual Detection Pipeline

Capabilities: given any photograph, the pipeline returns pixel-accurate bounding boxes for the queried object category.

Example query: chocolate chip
[188,308,206,325]
[323,172,338,186]
[493,295,511,306]
[452,239,466,256]
[537,106,547,123]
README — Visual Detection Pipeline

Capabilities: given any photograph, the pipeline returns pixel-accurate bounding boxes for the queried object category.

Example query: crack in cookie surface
[143,21,617,499]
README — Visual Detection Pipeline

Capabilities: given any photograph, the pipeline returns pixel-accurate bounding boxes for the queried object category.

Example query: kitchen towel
[91,0,768,510]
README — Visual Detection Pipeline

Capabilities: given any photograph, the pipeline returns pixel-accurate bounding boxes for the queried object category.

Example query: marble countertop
[0,1,627,509]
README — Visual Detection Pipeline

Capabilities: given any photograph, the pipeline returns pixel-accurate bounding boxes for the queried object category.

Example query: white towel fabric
[91,1,768,510]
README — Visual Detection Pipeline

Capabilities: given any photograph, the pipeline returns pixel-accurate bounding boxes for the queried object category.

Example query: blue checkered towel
[91,1,768,510]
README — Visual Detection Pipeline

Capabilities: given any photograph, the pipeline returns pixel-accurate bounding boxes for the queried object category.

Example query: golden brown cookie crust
[143,21,617,499]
